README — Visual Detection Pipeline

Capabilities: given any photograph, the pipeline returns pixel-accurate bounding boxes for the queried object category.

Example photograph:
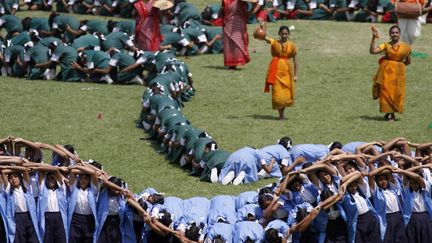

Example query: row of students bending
[0,14,203,87]
[1,136,432,243]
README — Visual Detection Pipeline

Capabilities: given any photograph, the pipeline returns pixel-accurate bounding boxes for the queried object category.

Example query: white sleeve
[52,23,59,29]
[273,0,279,7]
[51,53,60,62]
[80,25,88,31]
[86,62,95,69]
[261,159,267,165]
[143,99,150,108]
[125,39,134,47]
[109,58,119,67]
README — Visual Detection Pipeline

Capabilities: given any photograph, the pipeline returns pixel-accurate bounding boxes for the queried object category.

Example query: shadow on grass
[359,115,386,121]
[203,65,228,70]
[245,114,279,120]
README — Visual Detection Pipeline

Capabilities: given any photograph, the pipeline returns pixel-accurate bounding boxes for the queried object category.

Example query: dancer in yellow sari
[370,25,411,121]
[258,25,298,120]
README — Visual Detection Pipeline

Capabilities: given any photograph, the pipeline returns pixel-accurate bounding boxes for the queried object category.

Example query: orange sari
[265,38,297,110]
[373,42,411,113]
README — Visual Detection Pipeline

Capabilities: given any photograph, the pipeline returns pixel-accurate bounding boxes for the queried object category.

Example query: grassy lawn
[1,3,431,198]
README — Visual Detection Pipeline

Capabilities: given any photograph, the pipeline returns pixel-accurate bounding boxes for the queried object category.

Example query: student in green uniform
[3,0,19,15]
[22,17,51,33]
[9,31,31,46]
[35,41,85,82]
[295,0,314,19]
[201,3,221,26]
[65,19,109,38]
[160,29,185,53]
[116,0,135,18]
[353,0,380,22]
[47,12,80,44]
[332,0,350,21]
[189,138,217,176]
[3,44,24,76]
[74,0,96,14]
[107,20,136,37]
[22,44,50,80]
[309,0,335,19]
[174,1,202,27]
[92,48,144,85]
[0,15,23,39]
[101,32,137,52]
[75,49,112,83]
[199,149,229,183]
[99,0,115,15]
[199,26,223,54]
[71,34,101,50]
[55,0,69,12]
[24,0,52,10]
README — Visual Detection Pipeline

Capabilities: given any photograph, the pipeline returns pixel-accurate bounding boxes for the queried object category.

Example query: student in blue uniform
[219,147,274,185]
[207,195,237,226]
[368,165,406,243]
[400,166,432,243]
[290,143,330,168]
[37,168,68,243]
[95,176,135,243]
[205,220,234,242]
[0,180,7,243]
[67,166,100,243]
[1,166,42,243]
[264,219,290,243]
[340,171,381,243]
[259,137,292,176]
[233,221,264,242]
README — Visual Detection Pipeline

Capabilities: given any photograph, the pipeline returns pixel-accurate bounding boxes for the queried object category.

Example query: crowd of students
[1,137,432,243]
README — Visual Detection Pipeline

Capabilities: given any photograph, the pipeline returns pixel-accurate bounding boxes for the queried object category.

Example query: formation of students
[1,137,432,243]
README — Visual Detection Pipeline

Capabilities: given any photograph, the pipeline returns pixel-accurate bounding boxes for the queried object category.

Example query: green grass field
[1,3,432,198]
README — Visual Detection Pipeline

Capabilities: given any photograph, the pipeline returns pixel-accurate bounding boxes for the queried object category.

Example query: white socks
[222,171,235,185]
[210,168,218,184]
[258,169,270,179]
[233,171,246,185]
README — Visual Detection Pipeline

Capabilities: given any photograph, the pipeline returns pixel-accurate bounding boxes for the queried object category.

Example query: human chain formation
[0,136,431,243]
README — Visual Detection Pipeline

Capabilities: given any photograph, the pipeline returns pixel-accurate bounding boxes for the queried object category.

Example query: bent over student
[1,166,42,243]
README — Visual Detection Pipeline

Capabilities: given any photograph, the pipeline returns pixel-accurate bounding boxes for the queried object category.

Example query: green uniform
[9,31,31,46]
[71,34,100,49]
[109,52,142,83]
[200,150,229,182]
[12,50,26,77]
[160,24,175,34]
[192,138,215,165]
[84,50,110,69]
[26,45,49,79]
[4,45,24,76]
[75,0,94,14]
[56,0,69,12]
[116,0,134,18]
[333,0,348,21]
[3,0,18,15]
[82,19,109,35]
[310,0,332,20]
[114,20,135,36]
[0,15,23,36]
[295,0,311,19]
[30,17,51,32]
[37,37,63,48]
[99,0,114,16]
[51,45,83,81]
[102,32,133,51]
[175,2,202,27]
[202,26,223,54]
[52,15,80,43]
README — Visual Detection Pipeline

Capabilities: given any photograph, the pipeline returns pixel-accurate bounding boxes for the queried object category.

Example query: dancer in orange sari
[370,25,411,121]
[221,0,253,69]
[134,0,163,51]
[259,25,298,120]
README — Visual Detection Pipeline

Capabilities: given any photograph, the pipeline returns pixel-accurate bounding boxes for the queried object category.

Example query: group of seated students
[1,136,432,243]
[202,0,432,24]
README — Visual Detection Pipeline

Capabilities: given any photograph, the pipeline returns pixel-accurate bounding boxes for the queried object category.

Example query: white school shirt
[352,192,369,215]
[9,185,29,213]
[412,190,427,212]
[73,182,97,215]
[382,189,400,213]
[299,185,316,203]
[108,196,120,215]
[46,182,66,212]
[326,183,340,219]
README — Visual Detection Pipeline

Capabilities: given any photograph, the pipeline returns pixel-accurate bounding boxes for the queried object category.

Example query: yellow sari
[373,42,411,113]
[265,38,297,110]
